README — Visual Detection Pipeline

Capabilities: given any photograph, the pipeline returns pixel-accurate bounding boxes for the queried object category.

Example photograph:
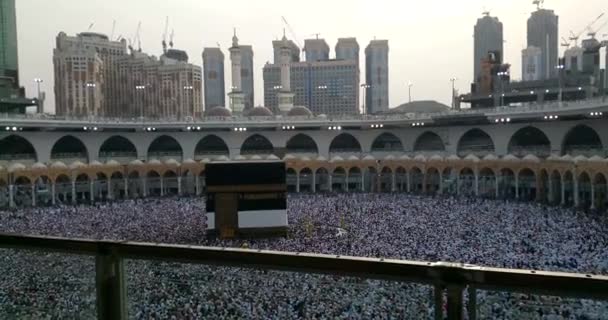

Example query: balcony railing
[0,233,606,320]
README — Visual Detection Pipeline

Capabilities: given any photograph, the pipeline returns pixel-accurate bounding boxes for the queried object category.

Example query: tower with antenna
[474,11,503,85]
[527,1,558,79]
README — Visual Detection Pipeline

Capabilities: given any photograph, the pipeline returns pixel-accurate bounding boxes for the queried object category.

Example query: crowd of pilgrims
[0,193,607,319]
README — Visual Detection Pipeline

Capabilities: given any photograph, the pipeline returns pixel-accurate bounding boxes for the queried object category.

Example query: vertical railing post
[467,286,477,320]
[446,285,464,320]
[96,245,127,320]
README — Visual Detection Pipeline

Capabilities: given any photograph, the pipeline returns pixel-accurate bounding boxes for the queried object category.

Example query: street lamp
[408,82,413,103]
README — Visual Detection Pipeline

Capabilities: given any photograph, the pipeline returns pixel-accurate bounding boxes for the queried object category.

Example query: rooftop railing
[1,97,607,126]
[0,233,607,320]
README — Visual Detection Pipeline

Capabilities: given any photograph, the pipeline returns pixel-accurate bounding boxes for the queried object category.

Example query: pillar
[328,174,333,192]
[124,178,129,199]
[515,175,520,200]
[438,172,443,195]
[195,175,200,196]
[574,178,580,207]
[107,178,113,200]
[495,175,500,199]
[406,172,411,193]
[456,175,460,196]
[177,176,182,196]
[561,176,566,206]
[391,172,396,192]
[422,173,427,194]
[591,183,596,210]
[360,171,365,192]
[312,171,316,193]
[535,176,542,202]
[474,172,479,197]
[548,176,554,203]
[160,177,164,197]
[9,185,14,208]
[344,173,348,192]
[51,183,56,206]
[31,184,36,207]
[90,181,95,203]
[143,177,147,197]
[296,173,300,193]
[72,180,77,204]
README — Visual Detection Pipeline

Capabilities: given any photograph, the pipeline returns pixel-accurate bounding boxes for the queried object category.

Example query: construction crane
[162,17,169,53]
[169,29,175,48]
[310,33,322,39]
[588,17,608,38]
[87,22,95,31]
[281,16,302,48]
[532,0,544,10]
[560,37,571,49]
[570,13,605,46]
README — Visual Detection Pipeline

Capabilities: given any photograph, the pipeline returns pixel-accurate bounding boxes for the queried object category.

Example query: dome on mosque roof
[106,160,121,166]
[502,154,520,161]
[430,154,444,161]
[205,106,232,117]
[246,106,273,117]
[51,161,68,169]
[8,163,26,172]
[446,155,460,161]
[348,155,359,161]
[287,106,313,117]
[31,162,47,170]
[387,100,450,114]
[363,155,375,161]
[148,159,162,165]
[129,160,144,166]
[522,154,540,163]
[483,154,498,161]
[164,159,180,166]
[183,159,196,164]
[267,154,280,160]
[70,161,87,169]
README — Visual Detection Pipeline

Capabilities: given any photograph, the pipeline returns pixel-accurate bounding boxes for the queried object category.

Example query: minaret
[228,29,245,114]
[277,31,295,114]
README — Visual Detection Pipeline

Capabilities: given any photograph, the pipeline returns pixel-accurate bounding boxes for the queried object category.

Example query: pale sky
[14,0,608,114]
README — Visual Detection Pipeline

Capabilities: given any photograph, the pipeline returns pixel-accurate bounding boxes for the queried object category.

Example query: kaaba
[205,161,287,238]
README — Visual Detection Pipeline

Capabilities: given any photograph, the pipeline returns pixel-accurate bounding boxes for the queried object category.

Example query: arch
[395,167,407,192]
[379,166,393,192]
[148,135,183,160]
[518,168,537,201]
[442,168,457,195]
[163,170,179,196]
[347,167,362,192]
[195,135,229,158]
[426,167,441,195]
[578,172,592,208]
[331,167,347,192]
[413,131,445,152]
[562,125,603,156]
[457,128,495,157]
[563,171,575,206]
[508,126,551,158]
[240,134,274,155]
[0,135,37,163]
[594,173,607,210]
[550,170,562,205]
[286,134,319,155]
[329,133,362,154]
[99,136,137,160]
[499,168,516,200]
[459,168,476,197]
[146,171,162,197]
[410,167,424,194]
[371,132,403,152]
[51,135,88,162]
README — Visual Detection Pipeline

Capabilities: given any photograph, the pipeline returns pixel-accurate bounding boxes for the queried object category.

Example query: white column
[474,172,479,197]
[548,176,554,203]
[456,175,460,196]
[495,175,500,199]
[143,177,147,197]
[591,183,596,209]
[391,172,396,192]
[51,183,56,206]
[360,172,365,192]
[344,173,349,192]
[561,176,566,206]
[89,181,95,203]
[328,174,333,192]
[160,177,165,197]
[124,178,129,199]
[178,176,182,196]
[9,185,14,208]
[438,172,444,195]
[515,175,520,200]
[574,178,580,207]
[312,171,316,193]
[195,175,200,196]
[71,180,76,204]
[406,172,411,193]
[107,178,113,200]
[31,184,36,207]
[296,173,301,193]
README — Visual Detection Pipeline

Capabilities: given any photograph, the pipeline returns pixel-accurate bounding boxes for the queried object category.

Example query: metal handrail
[0,233,607,320]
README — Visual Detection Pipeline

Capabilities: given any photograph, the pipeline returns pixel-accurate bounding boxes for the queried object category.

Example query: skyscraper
[202,47,225,110]
[522,46,543,81]
[0,0,19,90]
[273,38,300,64]
[474,13,503,84]
[365,40,389,114]
[336,38,359,62]
[527,8,559,79]
[240,45,254,110]
[304,38,330,62]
